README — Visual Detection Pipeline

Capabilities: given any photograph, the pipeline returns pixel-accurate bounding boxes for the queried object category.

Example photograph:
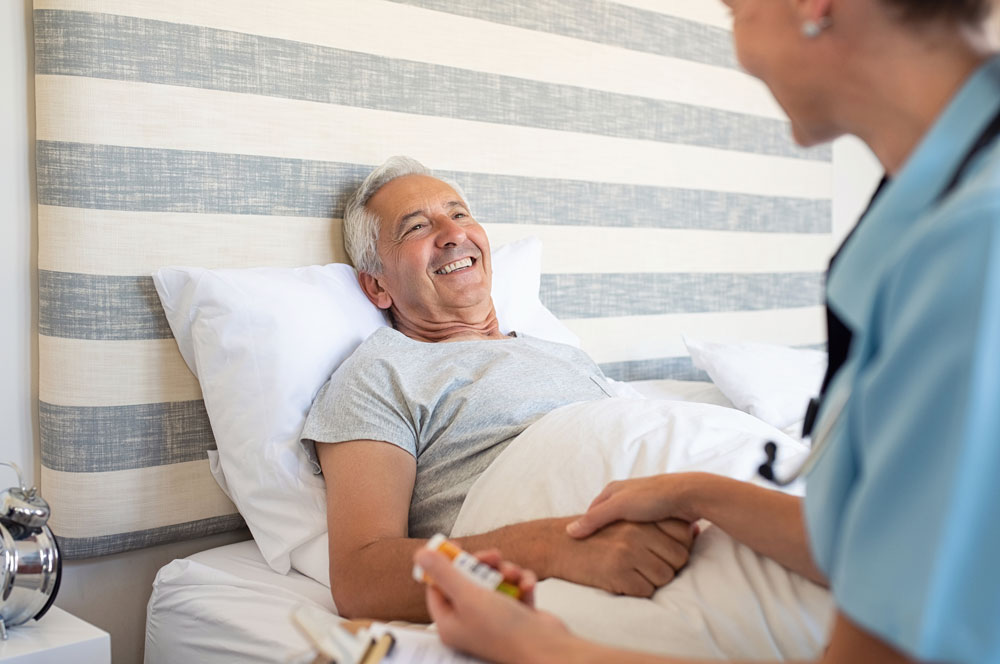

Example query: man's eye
[453,213,466,219]
[407,223,424,234]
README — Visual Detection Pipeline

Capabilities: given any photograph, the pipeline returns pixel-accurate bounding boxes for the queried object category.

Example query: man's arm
[319,440,697,622]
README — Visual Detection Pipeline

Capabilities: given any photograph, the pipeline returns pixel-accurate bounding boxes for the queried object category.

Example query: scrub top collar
[827,54,1000,337]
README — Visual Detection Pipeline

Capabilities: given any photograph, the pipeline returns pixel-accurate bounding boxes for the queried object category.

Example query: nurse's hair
[878,0,994,24]
[342,156,468,275]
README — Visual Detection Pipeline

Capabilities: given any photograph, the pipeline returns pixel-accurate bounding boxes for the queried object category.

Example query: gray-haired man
[301,156,696,621]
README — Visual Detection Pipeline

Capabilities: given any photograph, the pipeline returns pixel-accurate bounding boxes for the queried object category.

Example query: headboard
[34,0,832,558]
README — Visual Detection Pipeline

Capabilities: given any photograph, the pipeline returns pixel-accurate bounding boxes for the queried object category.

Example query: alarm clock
[0,461,61,640]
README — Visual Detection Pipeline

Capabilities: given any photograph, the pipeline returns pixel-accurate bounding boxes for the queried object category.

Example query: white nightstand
[0,607,110,663]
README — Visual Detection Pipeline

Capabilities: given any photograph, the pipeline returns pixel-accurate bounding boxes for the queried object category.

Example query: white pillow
[153,236,578,576]
[684,338,827,432]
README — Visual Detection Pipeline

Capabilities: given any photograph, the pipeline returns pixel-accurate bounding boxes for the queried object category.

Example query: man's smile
[434,257,476,275]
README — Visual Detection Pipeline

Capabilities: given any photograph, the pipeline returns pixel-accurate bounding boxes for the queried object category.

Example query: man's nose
[435,216,467,247]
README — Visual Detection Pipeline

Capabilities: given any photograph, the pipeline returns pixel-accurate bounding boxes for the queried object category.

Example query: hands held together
[415,473,702,663]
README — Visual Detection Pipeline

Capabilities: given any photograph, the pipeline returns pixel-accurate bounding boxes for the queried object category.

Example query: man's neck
[391,307,509,343]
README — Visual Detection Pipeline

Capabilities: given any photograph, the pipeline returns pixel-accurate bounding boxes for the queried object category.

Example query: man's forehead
[368,174,466,222]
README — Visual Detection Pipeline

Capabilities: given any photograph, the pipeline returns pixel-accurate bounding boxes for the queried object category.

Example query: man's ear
[359,272,393,310]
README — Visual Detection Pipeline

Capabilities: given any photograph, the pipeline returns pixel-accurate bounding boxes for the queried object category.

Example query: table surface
[0,607,110,662]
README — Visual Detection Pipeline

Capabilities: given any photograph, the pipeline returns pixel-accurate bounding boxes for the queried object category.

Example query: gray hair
[343,156,468,275]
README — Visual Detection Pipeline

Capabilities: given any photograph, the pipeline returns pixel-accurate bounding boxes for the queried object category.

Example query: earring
[802,17,832,39]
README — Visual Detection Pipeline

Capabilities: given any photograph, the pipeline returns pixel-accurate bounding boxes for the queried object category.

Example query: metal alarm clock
[0,461,61,640]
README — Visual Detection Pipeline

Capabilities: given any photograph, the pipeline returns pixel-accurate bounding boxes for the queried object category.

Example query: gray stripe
[39,270,824,340]
[600,357,708,382]
[55,516,248,559]
[601,344,827,382]
[33,10,828,161]
[39,270,172,340]
[390,0,738,70]
[36,142,831,233]
[40,400,214,472]
[541,272,825,319]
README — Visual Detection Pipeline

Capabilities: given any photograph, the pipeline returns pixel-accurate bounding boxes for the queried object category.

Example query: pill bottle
[413,533,522,598]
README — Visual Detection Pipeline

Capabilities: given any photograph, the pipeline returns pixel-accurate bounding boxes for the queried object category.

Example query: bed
[32,0,835,661]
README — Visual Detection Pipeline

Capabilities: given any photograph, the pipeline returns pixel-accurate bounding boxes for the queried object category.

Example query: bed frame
[34,0,832,558]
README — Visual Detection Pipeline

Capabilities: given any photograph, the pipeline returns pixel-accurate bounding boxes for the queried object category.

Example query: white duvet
[451,397,834,660]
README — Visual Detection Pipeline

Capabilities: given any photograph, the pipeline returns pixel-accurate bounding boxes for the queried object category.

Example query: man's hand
[543,516,697,597]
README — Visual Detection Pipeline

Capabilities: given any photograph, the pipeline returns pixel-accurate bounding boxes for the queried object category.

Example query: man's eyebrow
[444,200,467,209]
[395,209,425,235]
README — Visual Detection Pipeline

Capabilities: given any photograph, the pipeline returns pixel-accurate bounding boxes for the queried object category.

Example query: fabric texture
[302,327,612,539]
[451,398,832,660]
[34,0,833,557]
[805,56,1000,663]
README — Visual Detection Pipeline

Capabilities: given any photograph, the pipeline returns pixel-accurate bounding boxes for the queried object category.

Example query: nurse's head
[720,0,996,156]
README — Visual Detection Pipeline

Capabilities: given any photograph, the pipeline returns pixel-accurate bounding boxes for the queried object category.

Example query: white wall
[832,135,883,245]
[2,0,37,489]
[2,5,250,664]
[2,2,880,661]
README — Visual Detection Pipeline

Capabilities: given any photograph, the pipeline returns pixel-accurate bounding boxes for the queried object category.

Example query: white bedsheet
[145,540,338,663]
[452,397,833,660]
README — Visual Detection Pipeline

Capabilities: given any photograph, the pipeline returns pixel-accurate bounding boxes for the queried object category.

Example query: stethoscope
[757,386,848,486]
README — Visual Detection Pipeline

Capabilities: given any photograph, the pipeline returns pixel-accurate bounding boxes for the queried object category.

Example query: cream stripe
[43,461,237,538]
[613,0,733,29]
[39,309,825,407]
[39,207,832,276]
[35,0,780,119]
[485,225,835,275]
[35,76,831,199]
[569,306,827,364]
[39,206,345,275]
[39,336,201,407]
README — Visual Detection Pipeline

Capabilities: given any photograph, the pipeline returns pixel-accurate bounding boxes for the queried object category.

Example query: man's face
[363,174,493,323]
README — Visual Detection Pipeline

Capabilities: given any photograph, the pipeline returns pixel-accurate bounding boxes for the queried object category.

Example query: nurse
[413,0,1000,662]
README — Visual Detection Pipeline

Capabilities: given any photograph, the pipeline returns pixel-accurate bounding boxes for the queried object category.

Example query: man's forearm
[334,519,569,622]
[680,473,827,586]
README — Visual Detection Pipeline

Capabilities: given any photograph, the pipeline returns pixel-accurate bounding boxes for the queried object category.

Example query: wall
[2,4,250,664]
[3,2,881,662]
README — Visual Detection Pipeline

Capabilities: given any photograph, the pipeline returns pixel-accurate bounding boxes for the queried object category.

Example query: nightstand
[0,607,110,663]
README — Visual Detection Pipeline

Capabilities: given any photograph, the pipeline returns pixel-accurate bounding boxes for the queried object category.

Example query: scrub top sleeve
[826,211,1000,663]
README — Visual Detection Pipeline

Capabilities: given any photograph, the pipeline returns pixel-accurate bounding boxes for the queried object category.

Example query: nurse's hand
[415,548,573,664]
[566,473,703,538]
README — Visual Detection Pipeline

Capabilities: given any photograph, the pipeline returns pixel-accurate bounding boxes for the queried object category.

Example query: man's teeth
[435,258,474,275]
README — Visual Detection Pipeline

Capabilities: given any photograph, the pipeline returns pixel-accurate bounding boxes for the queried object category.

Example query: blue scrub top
[805,56,1000,663]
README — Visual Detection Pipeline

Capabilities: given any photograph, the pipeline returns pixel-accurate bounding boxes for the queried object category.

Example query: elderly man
[300,156,696,621]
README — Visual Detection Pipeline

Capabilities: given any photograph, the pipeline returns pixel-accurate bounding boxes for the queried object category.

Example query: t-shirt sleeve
[823,208,1000,661]
[299,352,418,474]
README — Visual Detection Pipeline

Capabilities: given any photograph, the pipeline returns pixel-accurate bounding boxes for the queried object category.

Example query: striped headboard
[35,0,832,558]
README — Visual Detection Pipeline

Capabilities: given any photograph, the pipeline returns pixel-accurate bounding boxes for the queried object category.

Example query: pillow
[153,236,578,576]
[684,338,827,432]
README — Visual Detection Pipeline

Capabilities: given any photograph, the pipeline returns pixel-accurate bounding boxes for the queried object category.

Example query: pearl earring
[802,17,832,39]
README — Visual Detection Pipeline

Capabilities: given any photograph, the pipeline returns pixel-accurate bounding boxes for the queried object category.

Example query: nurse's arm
[568,472,827,586]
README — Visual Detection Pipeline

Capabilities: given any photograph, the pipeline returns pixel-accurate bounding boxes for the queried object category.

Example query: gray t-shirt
[301,327,613,538]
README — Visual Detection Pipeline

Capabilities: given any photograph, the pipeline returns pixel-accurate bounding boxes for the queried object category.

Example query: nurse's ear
[793,0,834,34]
[359,272,394,310]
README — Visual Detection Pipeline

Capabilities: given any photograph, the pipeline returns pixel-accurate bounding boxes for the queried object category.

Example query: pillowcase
[153,236,578,576]
[684,337,827,432]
